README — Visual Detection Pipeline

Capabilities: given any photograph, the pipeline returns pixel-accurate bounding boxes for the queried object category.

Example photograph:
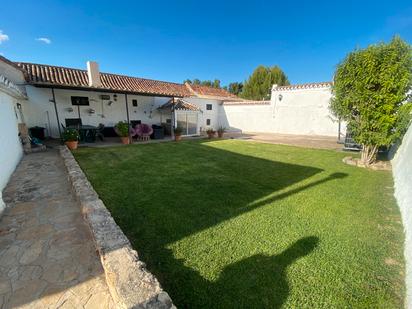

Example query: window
[206,119,211,126]
[71,96,89,106]
[206,104,212,110]
[132,99,138,107]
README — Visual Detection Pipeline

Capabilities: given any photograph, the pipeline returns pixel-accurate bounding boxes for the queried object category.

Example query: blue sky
[1,0,411,85]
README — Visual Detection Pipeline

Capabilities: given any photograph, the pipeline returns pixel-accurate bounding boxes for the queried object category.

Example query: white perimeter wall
[221,86,343,137]
[25,86,171,138]
[0,91,24,212]
[392,123,412,308]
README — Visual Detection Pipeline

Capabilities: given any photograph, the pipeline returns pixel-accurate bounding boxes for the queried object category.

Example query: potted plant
[217,126,226,138]
[206,128,216,139]
[115,121,130,144]
[174,127,183,141]
[62,128,80,150]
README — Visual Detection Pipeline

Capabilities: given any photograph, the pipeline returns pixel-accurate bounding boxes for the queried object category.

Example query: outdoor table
[68,125,98,143]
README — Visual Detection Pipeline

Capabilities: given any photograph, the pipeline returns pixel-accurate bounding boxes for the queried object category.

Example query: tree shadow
[156,236,319,308]
[215,236,319,308]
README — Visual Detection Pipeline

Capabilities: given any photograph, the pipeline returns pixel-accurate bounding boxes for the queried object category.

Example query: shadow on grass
[74,140,347,307]
[212,236,319,308]
[156,236,319,308]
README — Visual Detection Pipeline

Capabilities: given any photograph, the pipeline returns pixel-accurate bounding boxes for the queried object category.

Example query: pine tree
[241,65,289,100]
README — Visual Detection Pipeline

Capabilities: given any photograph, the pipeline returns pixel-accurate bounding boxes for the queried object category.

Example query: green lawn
[74,140,404,308]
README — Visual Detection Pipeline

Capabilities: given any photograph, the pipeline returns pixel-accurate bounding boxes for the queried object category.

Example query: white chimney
[87,61,101,87]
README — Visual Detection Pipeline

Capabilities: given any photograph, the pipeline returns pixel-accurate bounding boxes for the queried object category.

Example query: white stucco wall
[0,61,25,84]
[220,86,343,137]
[0,61,27,213]
[0,91,24,212]
[271,86,340,136]
[184,97,222,131]
[24,86,172,138]
[392,123,412,308]
[220,103,273,133]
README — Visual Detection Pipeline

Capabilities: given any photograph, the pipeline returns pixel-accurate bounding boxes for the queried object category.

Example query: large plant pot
[65,141,78,150]
[175,135,182,141]
[218,132,224,138]
[207,133,215,139]
[120,137,130,145]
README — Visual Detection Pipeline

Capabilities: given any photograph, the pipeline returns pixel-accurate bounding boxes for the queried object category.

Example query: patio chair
[133,123,153,141]
[96,123,105,141]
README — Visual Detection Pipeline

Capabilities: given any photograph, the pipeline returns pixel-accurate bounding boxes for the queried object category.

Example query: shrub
[174,127,183,136]
[115,121,130,137]
[62,128,79,142]
[331,36,412,164]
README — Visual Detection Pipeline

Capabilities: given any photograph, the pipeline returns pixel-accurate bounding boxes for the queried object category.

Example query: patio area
[0,150,114,308]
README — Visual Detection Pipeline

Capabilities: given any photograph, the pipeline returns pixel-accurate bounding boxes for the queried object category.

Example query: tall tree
[241,65,289,100]
[227,82,243,95]
[331,36,412,165]
[212,79,221,88]
[183,79,221,88]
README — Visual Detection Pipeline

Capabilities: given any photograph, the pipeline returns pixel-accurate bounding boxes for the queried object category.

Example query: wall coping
[59,146,175,309]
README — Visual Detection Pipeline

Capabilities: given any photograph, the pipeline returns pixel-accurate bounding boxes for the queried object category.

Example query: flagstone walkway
[0,149,114,308]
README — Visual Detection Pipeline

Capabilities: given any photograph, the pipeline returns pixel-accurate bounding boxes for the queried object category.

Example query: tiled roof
[185,83,239,100]
[158,98,201,111]
[223,100,271,105]
[274,82,332,91]
[15,62,192,97]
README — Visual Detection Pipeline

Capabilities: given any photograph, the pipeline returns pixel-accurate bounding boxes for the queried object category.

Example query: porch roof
[158,98,201,111]
[15,62,192,97]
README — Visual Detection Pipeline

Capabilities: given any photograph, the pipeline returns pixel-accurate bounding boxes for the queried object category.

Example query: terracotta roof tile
[16,62,192,97]
[185,83,239,99]
[158,98,201,111]
[274,82,332,91]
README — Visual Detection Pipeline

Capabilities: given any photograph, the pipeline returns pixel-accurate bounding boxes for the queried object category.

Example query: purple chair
[131,123,153,141]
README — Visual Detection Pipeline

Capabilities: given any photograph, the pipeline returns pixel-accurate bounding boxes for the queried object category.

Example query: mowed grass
[74,140,404,308]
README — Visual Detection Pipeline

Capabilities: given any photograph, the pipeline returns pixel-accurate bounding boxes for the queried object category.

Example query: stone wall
[59,146,175,309]
[392,122,412,308]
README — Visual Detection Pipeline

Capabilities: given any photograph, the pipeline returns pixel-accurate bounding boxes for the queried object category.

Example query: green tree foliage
[227,82,243,95]
[241,65,290,100]
[184,79,221,88]
[331,36,412,164]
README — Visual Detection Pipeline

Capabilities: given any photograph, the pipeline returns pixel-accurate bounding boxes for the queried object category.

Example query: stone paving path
[0,150,114,308]
[235,132,343,150]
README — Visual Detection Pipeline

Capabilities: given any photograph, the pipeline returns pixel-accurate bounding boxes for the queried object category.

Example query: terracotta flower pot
[207,133,215,139]
[65,141,78,150]
[175,134,182,141]
[120,137,130,145]
[218,132,224,138]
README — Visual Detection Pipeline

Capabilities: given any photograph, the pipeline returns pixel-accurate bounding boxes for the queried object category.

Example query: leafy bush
[217,126,226,133]
[331,36,412,164]
[62,128,79,142]
[115,121,130,137]
[206,128,216,134]
[174,127,183,136]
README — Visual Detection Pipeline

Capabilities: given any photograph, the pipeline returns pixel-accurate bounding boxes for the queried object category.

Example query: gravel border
[59,146,175,309]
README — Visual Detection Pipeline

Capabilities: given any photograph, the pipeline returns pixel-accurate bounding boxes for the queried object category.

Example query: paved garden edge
[59,146,175,309]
